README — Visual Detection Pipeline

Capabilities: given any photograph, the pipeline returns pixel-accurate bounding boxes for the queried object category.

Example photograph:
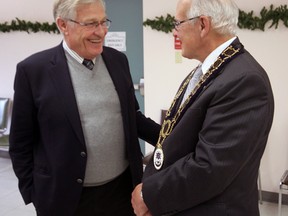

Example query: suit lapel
[48,44,86,146]
[172,71,213,115]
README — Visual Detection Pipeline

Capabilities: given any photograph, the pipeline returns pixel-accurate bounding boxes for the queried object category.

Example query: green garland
[238,4,288,30]
[144,14,175,34]
[143,4,288,33]
[0,5,287,34]
[0,18,59,34]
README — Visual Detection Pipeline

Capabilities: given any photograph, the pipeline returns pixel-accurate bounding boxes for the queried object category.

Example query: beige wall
[0,0,62,98]
[143,0,288,194]
[0,0,287,194]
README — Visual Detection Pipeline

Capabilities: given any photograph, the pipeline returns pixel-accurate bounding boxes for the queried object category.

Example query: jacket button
[77,179,83,184]
[80,152,86,157]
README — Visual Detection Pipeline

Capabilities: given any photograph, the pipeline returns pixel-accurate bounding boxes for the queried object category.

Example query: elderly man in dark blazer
[131,0,274,216]
[9,0,160,215]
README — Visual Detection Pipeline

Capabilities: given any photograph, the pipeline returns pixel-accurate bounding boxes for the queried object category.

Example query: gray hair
[53,0,106,20]
[188,0,239,35]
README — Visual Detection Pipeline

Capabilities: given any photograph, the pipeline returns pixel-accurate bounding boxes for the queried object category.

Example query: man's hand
[131,183,152,216]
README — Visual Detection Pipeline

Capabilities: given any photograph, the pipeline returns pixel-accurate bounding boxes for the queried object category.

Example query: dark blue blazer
[9,43,160,215]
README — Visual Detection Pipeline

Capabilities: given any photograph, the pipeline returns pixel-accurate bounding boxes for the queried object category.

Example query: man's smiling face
[63,2,108,59]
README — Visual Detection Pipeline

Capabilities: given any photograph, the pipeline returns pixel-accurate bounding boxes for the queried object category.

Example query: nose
[172,29,178,37]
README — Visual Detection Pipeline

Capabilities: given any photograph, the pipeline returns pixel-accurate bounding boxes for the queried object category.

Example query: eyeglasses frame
[68,18,112,29]
[174,16,200,31]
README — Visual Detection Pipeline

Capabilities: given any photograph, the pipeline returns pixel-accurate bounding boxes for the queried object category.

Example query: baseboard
[0,146,9,158]
[261,190,288,205]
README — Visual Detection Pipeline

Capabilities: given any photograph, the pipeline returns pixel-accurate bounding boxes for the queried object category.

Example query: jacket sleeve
[9,63,36,204]
[136,107,161,146]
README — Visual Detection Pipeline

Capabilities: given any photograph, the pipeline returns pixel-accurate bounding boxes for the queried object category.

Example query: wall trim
[261,190,288,205]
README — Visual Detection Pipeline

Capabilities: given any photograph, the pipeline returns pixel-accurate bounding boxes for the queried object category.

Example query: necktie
[181,65,203,105]
[82,59,94,70]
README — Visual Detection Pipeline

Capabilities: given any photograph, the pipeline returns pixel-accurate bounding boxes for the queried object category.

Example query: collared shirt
[62,40,96,64]
[201,36,237,75]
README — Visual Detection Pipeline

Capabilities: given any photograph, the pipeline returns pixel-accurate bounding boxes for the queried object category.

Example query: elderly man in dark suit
[131,0,274,215]
[9,0,160,215]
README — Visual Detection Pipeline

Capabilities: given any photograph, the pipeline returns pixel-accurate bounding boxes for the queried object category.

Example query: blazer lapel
[48,44,86,146]
[172,71,211,115]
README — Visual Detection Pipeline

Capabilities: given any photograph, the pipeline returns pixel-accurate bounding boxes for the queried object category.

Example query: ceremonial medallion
[154,148,164,170]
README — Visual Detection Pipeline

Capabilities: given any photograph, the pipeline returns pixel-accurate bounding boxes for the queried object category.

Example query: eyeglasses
[173,16,200,31]
[68,19,112,30]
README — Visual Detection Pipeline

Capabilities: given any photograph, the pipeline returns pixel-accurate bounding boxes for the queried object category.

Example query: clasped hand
[131,183,152,216]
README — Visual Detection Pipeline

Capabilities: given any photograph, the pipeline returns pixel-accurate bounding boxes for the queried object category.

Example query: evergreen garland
[0,18,59,34]
[143,4,288,33]
[143,14,175,33]
[238,4,288,31]
[0,5,287,34]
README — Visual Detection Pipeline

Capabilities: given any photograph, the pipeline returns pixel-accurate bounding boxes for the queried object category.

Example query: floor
[1,155,288,216]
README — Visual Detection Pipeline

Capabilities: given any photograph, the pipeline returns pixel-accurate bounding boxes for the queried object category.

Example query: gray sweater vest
[65,53,128,186]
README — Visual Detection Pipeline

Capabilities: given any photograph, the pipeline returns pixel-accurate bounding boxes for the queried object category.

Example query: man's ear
[56,18,68,34]
[199,16,211,37]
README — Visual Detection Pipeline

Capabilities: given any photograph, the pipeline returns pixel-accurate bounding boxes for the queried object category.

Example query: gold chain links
[155,45,241,149]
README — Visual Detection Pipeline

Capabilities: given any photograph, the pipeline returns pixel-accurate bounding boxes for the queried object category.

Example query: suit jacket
[142,39,274,216]
[9,43,160,216]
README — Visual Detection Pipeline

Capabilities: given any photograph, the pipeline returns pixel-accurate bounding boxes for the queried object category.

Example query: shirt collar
[62,40,96,64]
[201,36,237,75]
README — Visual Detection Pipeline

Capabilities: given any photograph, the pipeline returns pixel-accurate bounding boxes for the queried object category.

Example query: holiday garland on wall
[0,4,287,34]
[0,18,59,34]
[144,4,288,33]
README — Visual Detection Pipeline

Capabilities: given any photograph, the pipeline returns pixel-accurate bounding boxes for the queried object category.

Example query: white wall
[0,0,62,99]
[0,0,287,194]
[143,0,288,194]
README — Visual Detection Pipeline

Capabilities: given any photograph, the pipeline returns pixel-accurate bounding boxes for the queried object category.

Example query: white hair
[188,0,239,35]
[53,0,106,20]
